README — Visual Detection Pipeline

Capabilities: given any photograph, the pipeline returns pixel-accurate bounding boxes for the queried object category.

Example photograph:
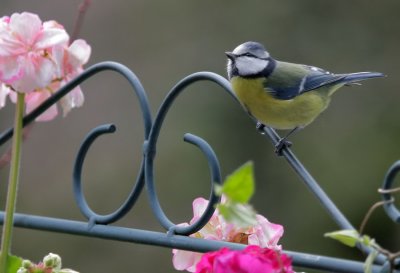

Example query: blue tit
[225,41,384,154]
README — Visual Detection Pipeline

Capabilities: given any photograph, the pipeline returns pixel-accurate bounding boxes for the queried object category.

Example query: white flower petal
[0,55,23,83]
[172,249,201,272]
[50,45,65,78]
[35,27,69,49]
[9,12,41,46]
[11,55,55,92]
[67,39,91,68]
[60,85,84,116]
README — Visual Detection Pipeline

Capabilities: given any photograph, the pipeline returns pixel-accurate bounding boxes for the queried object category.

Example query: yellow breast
[231,77,331,130]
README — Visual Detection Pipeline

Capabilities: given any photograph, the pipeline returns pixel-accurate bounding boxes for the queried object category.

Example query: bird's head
[226,41,273,79]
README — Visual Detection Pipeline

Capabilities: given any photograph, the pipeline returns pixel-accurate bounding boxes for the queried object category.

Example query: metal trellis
[0,61,398,273]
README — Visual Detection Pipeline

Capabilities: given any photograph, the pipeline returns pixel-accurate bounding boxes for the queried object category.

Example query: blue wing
[264,63,384,100]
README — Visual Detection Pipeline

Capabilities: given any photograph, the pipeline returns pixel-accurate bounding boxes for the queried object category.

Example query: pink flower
[196,246,294,273]
[0,12,91,121]
[172,197,284,272]
[0,12,69,92]
[24,39,91,121]
[54,39,91,117]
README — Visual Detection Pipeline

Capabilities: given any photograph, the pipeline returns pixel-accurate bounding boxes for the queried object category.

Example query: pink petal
[11,53,55,92]
[172,249,202,272]
[196,248,231,273]
[67,39,91,68]
[247,215,284,248]
[50,45,65,78]
[236,253,270,273]
[0,16,10,24]
[0,84,10,108]
[25,90,58,121]
[0,15,25,56]
[42,20,64,30]
[0,28,25,56]
[0,55,23,83]
[192,198,209,219]
[9,12,41,47]
[60,85,84,116]
[35,27,69,50]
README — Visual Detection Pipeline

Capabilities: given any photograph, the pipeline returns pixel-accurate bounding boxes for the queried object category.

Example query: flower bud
[43,253,62,270]
[16,268,28,273]
[21,259,33,269]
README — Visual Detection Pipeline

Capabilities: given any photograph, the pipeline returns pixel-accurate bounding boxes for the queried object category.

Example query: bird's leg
[255,122,300,155]
[275,127,301,156]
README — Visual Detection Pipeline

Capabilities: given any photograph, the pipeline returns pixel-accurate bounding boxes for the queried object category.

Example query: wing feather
[265,63,345,100]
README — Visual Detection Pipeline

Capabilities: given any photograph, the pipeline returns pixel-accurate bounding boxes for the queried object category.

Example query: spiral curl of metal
[381,160,400,223]
[0,62,399,273]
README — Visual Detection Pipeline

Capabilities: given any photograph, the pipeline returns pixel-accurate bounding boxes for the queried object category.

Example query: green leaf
[217,202,257,228]
[324,229,361,247]
[4,254,23,273]
[364,249,378,273]
[219,161,254,203]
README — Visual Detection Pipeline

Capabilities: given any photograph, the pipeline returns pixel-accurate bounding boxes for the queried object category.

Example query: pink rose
[196,246,294,273]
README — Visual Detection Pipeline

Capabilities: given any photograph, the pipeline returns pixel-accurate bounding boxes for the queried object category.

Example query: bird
[225,41,384,155]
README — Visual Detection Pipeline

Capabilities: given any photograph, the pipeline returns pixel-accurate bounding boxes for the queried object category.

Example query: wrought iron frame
[0,62,398,273]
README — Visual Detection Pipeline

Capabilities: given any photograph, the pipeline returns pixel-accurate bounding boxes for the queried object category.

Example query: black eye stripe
[237,53,270,61]
[238,53,256,58]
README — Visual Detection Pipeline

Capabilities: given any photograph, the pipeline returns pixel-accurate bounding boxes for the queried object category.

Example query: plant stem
[71,0,91,41]
[358,198,393,235]
[0,92,25,273]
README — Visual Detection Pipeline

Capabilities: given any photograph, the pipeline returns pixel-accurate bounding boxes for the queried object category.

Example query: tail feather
[341,72,385,85]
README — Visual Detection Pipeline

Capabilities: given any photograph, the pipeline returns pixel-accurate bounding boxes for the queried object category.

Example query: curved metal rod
[171,133,222,235]
[257,125,388,265]
[2,211,396,273]
[0,64,393,271]
[72,124,147,225]
[381,160,400,223]
[144,72,235,235]
[144,132,222,236]
[0,61,153,225]
[255,125,355,230]
[0,61,153,146]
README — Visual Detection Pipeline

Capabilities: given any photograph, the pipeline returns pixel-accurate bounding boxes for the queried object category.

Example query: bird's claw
[256,122,265,132]
[274,138,292,156]
[255,122,293,155]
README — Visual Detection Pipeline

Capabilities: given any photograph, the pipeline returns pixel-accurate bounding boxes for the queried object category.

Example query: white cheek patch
[236,57,269,76]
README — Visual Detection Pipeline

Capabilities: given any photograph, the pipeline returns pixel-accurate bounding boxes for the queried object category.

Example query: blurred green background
[0,0,399,272]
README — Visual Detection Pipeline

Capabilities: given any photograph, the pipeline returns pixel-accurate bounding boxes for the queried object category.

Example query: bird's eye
[243,53,254,57]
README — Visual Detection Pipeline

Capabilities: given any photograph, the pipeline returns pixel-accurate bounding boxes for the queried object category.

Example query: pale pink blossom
[0,12,69,92]
[172,197,284,272]
[53,39,91,116]
[22,39,91,121]
[195,246,294,273]
[0,12,91,121]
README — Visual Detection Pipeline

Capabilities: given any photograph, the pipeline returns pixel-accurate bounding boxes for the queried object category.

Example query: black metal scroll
[0,61,398,273]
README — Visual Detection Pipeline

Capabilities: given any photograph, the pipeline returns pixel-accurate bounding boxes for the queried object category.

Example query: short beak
[225,51,236,60]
